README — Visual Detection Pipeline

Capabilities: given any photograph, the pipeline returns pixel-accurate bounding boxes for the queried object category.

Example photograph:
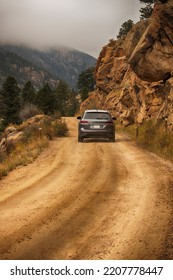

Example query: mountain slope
[0,47,57,89]
[0,45,96,89]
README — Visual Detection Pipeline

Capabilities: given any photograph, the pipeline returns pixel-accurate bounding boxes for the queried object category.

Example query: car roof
[84,109,109,113]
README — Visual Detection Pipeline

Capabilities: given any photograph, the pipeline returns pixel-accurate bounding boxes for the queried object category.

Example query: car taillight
[106,121,114,125]
[80,120,88,124]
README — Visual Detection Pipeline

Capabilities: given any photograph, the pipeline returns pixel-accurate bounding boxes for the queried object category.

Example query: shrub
[21,124,41,144]
[0,136,49,179]
[41,118,54,140]
[41,118,68,139]
[121,119,173,162]
[53,119,69,137]
[0,114,69,179]
[20,104,42,121]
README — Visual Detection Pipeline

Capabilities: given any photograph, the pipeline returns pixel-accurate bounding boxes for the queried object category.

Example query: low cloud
[0,0,141,57]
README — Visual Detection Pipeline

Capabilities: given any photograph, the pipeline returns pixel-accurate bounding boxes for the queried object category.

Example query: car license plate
[92,125,100,129]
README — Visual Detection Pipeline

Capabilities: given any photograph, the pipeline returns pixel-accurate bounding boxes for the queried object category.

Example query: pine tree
[67,90,79,116]
[54,80,70,116]
[36,83,56,115]
[140,0,168,3]
[139,0,154,3]
[0,76,21,126]
[117,19,134,39]
[77,67,95,101]
[21,81,36,105]
[139,3,154,19]
[139,0,168,20]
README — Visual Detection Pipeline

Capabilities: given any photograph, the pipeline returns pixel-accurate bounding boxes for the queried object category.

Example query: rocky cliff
[80,0,173,130]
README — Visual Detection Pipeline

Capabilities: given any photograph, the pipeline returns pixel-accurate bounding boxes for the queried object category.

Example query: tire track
[0,118,173,260]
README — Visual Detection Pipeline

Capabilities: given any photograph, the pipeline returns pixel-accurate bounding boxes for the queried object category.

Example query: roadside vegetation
[0,76,79,131]
[0,65,96,179]
[117,119,173,162]
[0,114,68,179]
[0,75,75,179]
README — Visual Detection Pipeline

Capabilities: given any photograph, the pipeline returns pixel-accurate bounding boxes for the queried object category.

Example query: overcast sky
[0,0,142,58]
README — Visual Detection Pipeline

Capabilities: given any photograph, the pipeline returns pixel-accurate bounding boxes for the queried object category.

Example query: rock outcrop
[129,1,173,82]
[80,0,173,130]
[0,115,45,154]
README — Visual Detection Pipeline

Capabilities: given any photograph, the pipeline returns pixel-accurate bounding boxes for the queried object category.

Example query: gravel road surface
[0,117,173,260]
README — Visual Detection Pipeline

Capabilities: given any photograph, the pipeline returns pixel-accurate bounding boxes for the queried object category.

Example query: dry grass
[118,120,173,162]
[0,117,68,179]
[0,137,48,178]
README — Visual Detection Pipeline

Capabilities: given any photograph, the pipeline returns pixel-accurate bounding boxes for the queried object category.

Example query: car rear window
[84,112,111,120]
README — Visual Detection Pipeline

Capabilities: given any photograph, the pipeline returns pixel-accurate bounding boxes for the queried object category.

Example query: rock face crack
[162,28,173,46]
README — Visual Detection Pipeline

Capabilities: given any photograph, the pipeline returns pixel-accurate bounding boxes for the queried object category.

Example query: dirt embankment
[0,117,173,260]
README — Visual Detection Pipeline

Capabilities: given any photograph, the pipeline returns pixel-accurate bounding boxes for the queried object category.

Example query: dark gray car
[77,109,115,142]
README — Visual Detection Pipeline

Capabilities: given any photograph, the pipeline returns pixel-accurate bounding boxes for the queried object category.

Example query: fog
[0,0,141,58]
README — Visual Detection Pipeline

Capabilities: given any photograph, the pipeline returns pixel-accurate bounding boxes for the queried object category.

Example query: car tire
[109,136,115,142]
[78,135,84,142]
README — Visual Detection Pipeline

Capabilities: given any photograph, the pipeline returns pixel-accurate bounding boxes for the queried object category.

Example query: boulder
[129,1,173,82]
[5,126,17,136]
[0,114,47,153]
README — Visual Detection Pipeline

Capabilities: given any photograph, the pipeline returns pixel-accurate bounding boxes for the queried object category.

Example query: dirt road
[0,117,173,260]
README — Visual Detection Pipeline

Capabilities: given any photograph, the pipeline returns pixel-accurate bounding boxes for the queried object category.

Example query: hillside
[0,47,57,89]
[80,0,173,131]
[0,45,96,89]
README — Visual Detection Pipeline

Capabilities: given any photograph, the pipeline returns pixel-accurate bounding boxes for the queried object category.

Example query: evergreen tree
[67,90,79,116]
[139,0,168,20]
[54,80,70,116]
[0,92,3,118]
[36,83,56,115]
[21,81,36,105]
[81,87,89,102]
[139,0,154,3]
[139,3,154,19]
[0,76,21,126]
[117,19,134,39]
[140,0,167,3]
[78,67,95,101]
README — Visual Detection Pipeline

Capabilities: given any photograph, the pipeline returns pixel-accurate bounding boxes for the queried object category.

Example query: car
[77,109,116,142]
